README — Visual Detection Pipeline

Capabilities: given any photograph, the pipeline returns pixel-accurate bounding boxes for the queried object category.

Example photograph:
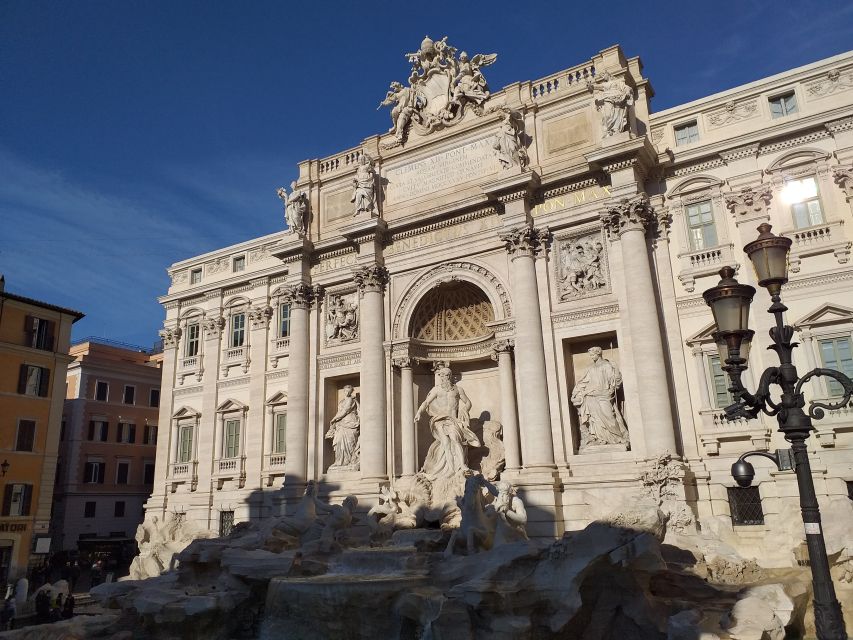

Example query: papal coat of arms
[378,35,498,148]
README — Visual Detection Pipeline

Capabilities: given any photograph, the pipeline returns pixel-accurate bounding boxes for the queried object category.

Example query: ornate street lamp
[703,223,852,640]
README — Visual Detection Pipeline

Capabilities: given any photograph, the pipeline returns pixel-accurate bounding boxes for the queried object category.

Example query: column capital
[280,283,315,309]
[159,326,182,349]
[600,193,655,237]
[248,305,273,329]
[353,264,389,293]
[392,356,412,369]
[724,184,773,219]
[499,225,551,258]
[202,315,225,337]
[490,338,515,361]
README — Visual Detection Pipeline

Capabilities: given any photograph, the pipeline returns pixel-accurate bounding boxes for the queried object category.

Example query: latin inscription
[532,186,612,217]
[313,252,357,275]
[386,217,497,257]
[385,138,500,204]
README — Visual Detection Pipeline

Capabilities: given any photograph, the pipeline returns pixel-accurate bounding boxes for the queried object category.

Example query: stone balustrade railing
[677,243,735,292]
[529,62,596,100]
[782,219,851,272]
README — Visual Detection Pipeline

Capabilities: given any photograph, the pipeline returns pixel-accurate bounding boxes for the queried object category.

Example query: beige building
[53,340,162,561]
[0,276,82,586]
[147,42,853,563]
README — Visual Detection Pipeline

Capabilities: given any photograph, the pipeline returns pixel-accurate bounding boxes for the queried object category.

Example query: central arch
[410,280,495,342]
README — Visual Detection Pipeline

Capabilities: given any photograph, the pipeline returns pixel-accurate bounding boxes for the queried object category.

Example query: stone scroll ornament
[277,181,309,238]
[379,35,498,148]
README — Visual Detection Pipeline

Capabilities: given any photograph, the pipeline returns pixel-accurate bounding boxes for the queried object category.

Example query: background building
[52,339,162,572]
[0,275,83,587]
[147,43,853,567]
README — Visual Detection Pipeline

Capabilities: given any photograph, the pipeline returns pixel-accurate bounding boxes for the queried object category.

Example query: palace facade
[148,42,853,562]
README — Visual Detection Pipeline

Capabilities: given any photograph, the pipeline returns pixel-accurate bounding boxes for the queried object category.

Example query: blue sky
[2,1,852,347]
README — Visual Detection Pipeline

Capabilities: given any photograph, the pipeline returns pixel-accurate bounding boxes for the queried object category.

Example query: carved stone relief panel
[554,228,610,301]
[324,291,360,346]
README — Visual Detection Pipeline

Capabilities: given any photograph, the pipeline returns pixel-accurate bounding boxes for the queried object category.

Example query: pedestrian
[1,595,15,631]
[35,589,50,623]
[62,593,75,619]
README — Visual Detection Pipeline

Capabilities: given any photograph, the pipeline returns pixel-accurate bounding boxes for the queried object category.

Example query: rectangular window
[95,380,109,402]
[84,501,96,518]
[149,388,160,408]
[185,323,200,357]
[224,419,241,458]
[280,303,291,338]
[114,501,126,518]
[15,420,36,452]
[116,423,136,444]
[819,337,853,397]
[116,461,130,485]
[178,426,194,463]
[708,354,733,409]
[84,461,105,484]
[686,200,718,250]
[769,91,797,118]
[27,316,54,351]
[144,462,155,485]
[123,385,136,405]
[728,487,765,525]
[2,484,32,517]
[88,420,109,441]
[674,121,699,146]
[19,364,49,397]
[219,510,235,537]
[274,413,287,454]
[233,256,246,272]
[144,425,158,446]
[190,268,202,285]
[782,177,824,229]
[230,313,246,348]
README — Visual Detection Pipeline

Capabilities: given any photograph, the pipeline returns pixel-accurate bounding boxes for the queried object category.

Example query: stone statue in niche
[559,238,607,299]
[277,181,309,238]
[350,153,377,217]
[325,294,359,343]
[492,111,529,171]
[325,385,360,471]
[478,421,505,481]
[587,71,633,137]
[571,347,629,450]
[415,366,481,477]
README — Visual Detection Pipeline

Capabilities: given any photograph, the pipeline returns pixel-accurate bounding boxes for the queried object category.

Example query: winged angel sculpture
[379,36,497,147]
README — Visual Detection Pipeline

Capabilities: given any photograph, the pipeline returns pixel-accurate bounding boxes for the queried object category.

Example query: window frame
[674,120,700,147]
[143,461,156,485]
[230,313,246,348]
[95,380,109,402]
[232,255,246,273]
[84,460,105,484]
[114,501,126,518]
[84,501,96,518]
[185,322,200,357]
[190,268,202,285]
[177,425,194,463]
[782,175,825,230]
[115,460,130,485]
[144,424,158,446]
[116,422,136,444]
[122,385,136,405]
[706,353,733,409]
[20,364,49,397]
[274,412,287,454]
[769,90,797,119]
[279,303,292,338]
[149,388,161,408]
[15,419,36,452]
[224,418,241,459]
[817,336,853,397]
[684,198,718,251]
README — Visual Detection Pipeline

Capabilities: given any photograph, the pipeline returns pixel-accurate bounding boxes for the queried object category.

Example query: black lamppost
[703,223,851,640]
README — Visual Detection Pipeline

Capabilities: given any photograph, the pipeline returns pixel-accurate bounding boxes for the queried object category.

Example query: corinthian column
[491,339,521,470]
[393,357,415,477]
[601,195,677,455]
[280,283,313,481]
[499,226,555,469]
[354,265,389,481]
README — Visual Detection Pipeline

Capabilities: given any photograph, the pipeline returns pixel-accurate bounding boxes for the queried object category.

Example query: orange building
[52,340,162,568]
[0,276,83,587]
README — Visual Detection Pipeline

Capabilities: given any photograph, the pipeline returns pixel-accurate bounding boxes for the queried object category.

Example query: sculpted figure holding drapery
[277,181,309,237]
[350,153,376,217]
[325,385,360,471]
[571,347,629,448]
[587,71,633,137]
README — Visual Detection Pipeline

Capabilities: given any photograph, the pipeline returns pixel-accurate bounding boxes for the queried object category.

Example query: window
[230,313,246,348]
[708,355,733,408]
[144,425,158,446]
[27,316,54,351]
[116,461,130,485]
[144,462,155,485]
[279,303,291,338]
[219,510,235,537]
[224,419,241,458]
[123,385,136,405]
[190,268,202,285]
[18,364,49,397]
[95,380,109,402]
[769,91,797,118]
[728,487,764,526]
[274,413,287,454]
[114,501,126,518]
[178,425,194,463]
[84,501,96,518]
[781,176,824,229]
[88,420,109,441]
[116,423,136,444]
[2,484,32,517]
[686,200,718,250]
[233,256,246,272]
[84,460,105,484]
[150,389,160,408]
[674,121,699,146]
[185,323,200,357]
[15,420,36,452]
[819,337,853,397]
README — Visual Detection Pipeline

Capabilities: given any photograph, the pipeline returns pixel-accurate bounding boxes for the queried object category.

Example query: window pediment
[216,399,248,414]
[172,406,201,420]
[266,391,288,406]
[686,322,718,346]
[794,303,853,330]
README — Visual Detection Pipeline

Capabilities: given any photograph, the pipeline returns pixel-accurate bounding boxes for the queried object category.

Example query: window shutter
[129,424,136,443]
[38,367,50,397]
[18,364,28,394]
[101,422,109,441]
[116,424,122,443]
[1,485,12,516]
[88,421,95,440]
[97,463,106,484]
[24,315,34,346]
[16,421,35,452]
[45,320,55,351]
[21,485,32,516]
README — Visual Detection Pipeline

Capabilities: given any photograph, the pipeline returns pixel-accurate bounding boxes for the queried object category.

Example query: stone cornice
[551,303,620,327]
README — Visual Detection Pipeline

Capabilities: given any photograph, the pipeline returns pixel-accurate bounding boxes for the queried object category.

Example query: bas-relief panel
[554,229,610,302]
[324,291,359,347]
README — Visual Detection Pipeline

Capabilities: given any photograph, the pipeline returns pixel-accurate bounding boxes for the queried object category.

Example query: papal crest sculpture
[379,35,498,148]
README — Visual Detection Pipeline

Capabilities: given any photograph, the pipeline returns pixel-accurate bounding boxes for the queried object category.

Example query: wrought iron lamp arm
[794,368,853,420]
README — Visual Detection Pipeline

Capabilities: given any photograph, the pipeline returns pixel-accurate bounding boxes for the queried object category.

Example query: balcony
[170,462,191,477]
[782,220,851,273]
[678,243,736,293]
[269,336,291,369]
[262,452,287,486]
[178,354,203,385]
[213,456,246,488]
[697,409,771,456]
[220,344,250,377]
[168,461,198,492]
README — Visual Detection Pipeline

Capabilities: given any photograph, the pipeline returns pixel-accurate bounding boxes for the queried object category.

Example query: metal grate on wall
[727,486,765,526]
